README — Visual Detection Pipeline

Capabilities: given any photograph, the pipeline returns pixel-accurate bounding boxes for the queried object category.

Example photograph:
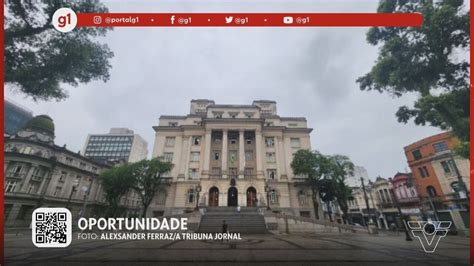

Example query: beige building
[149,100,317,218]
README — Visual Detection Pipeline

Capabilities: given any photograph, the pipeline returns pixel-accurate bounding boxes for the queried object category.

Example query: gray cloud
[6,0,443,178]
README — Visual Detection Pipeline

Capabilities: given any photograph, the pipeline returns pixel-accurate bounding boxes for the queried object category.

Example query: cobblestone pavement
[5,230,469,266]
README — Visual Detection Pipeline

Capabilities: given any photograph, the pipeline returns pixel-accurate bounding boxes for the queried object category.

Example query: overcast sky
[6,0,445,178]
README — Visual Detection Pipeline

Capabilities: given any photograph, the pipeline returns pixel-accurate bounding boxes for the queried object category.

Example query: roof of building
[23,115,55,135]
[403,132,451,151]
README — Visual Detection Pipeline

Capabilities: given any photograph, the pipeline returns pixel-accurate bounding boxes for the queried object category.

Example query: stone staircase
[197,207,268,234]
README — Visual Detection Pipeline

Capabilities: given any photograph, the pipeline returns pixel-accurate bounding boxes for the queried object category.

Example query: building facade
[404,132,470,210]
[404,132,470,233]
[4,99,33,136]
[149,100,317,218]
[4,115,110,227]
[82,128,148,164]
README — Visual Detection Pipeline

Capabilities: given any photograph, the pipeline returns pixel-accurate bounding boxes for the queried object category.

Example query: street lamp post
[265,184,271,210]
[388,178,413,241]
[195,184,202,211]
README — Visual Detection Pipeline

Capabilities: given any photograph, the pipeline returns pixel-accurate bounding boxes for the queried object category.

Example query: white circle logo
[52,8,77,33]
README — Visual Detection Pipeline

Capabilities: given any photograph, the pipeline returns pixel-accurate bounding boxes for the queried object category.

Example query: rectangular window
[229,168,238,178]
[165,137,176,147]
[59,171,67,182]
[214,152,220,160]
[291,138,301,148]
[230,138,237,144]
[189,168,198,179]
[168,122,178,127]
[163,152,173,162]
[433,142,448,153]
[266,152,276,163]
[265,137,275,147]
[440,160,453,173]
[53,186,62,197]
[190,152,200,162]
[27,183,38,194]
[244,168,254,177]
[192,136,201,145]
[245,151,253,161]
[229,151,237,163]
[412,150,422,160]
[5,180,17,193]
[267,169,277,179]
[418,166,430,178]
[211,167,221,177]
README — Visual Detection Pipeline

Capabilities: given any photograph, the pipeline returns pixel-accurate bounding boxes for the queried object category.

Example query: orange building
[404,132,470,211]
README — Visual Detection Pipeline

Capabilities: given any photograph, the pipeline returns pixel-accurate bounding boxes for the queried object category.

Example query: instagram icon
[52,8,77,32]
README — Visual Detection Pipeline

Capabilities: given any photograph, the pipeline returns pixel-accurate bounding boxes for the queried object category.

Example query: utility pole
[360,177,371,227]
[449,152,470,210]
[388,178,412,241]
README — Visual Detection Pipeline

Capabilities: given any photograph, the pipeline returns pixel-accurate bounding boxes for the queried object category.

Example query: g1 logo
[52,8,77,32]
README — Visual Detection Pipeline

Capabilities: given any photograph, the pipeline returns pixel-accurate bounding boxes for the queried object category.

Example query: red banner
[76,13,423,27]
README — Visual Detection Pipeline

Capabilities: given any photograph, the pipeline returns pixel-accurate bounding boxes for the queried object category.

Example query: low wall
[264,212,368,234]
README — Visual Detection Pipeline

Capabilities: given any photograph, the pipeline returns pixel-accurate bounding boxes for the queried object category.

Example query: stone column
[239,130,245,179]
[20,164,36,193]
[222,130,228,178]
[184,136,192,179]
[277,136,288,180]
[255,129,264,179]
[202,130,212,178]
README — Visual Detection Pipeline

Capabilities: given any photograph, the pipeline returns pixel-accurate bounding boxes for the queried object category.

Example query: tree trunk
[312,188,320,219]
[141,203,150,218]
[326,202,333,222]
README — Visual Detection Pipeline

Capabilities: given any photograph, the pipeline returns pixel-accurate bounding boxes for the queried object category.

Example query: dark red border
[0,1,471,265]
[1,0,5,264]
[470,0,473,264]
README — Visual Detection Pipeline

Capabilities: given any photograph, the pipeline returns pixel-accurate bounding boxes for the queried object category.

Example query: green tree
[5,1,114,101]
[130,158,173,218]
[357,0,470,157]
[327,155,355,224]
[100,163,136,217]
[291,150,331,219]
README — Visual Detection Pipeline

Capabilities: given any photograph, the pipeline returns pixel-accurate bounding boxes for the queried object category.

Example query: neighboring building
[4,115,110,227]
[390,172,421,220]
[404,132,470,234]
[82,128,148,164]
[344,165,370,187]
[4,99,33,136]
[149,99,317,218]
[404,132,470,209]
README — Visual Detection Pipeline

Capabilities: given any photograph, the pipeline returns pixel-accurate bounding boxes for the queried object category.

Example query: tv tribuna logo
[406,221,451,253]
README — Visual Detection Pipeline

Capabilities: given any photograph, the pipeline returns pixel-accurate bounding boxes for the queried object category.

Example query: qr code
[32,208,72,248]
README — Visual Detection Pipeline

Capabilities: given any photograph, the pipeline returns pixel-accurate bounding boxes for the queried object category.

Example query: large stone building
[150,100,318,218]
[4,115,110,227]
[82,128,148,164]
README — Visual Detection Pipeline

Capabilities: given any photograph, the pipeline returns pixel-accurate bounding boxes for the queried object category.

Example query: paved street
[5,230,469,265]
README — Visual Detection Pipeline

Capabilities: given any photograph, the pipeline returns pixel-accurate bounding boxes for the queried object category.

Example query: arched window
[426,186,437,197]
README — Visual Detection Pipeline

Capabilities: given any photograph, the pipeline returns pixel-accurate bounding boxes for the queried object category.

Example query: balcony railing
[209,174,222,179]
[5,172,26,179]
[244,175,256,180]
